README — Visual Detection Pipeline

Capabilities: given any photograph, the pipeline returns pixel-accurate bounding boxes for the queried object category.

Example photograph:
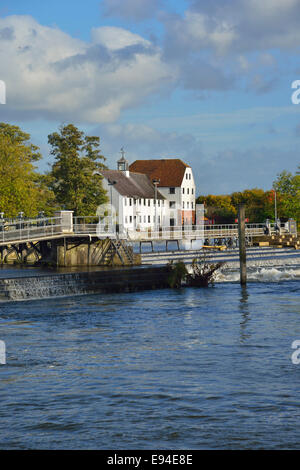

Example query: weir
[0,266,171,301]
[1,251,299,302]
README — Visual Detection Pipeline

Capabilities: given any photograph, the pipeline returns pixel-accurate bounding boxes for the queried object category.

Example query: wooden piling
[238,204,247,285]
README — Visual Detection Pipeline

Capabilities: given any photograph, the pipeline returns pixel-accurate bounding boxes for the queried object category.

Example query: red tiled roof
[129,159,190,188]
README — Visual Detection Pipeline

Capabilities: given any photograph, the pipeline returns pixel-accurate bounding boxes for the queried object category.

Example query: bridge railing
[125,223,270,241]
[0,216,291,245]
[0,216,63,243]
[73,216,116,237]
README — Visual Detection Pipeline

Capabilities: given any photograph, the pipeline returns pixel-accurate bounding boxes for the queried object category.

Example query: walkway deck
[0,215,291,247]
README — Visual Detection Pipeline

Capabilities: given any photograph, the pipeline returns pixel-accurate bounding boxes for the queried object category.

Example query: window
[182,201,185,209]
[192,188,194,195]
[169,201,176,208]
[182,188,185,194]
[162,200,164,206]
[189,174,191,180]
[129,198,132,206]
[191,202,194,209]
[186,173,188,179]
[139,199,141,205]
[124,198,127,206]
[144,215,146,223]
[169,187,175,194]
[129,216,132,223]
[144,199,146,205]
[148,199,150,206]
[125,216,128,223]
[148,215,150,223]
[158,200,160,207]
[187,188,189,195]
[187,202,189,209]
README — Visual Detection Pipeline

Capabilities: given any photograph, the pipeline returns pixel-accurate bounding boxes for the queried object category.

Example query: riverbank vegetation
[197,167,300,227]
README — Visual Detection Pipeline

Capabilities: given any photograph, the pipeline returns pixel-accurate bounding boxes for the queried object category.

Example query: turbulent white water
[214,265,300,283]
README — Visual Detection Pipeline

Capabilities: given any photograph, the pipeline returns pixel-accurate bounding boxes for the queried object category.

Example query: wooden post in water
[238,204,247,285]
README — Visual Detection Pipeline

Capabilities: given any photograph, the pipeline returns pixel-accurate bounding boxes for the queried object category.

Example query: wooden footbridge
[0,211,296,266]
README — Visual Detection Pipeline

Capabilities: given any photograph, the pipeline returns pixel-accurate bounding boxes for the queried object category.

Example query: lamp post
[0,212,4,233]
[108,179,117,231]
[17,211,24,230]
[152,178,160,232]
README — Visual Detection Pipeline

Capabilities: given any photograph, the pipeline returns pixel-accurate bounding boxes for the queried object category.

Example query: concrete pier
[238,204,247,285]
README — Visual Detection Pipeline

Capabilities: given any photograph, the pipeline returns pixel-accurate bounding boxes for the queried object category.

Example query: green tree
[231,188,271,222]
[47,124,108,215]
[273,170,300,222]
[0,122,55,217]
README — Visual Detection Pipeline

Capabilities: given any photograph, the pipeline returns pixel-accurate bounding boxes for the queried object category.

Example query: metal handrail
[0,216,293,245]
[0,217,62,244]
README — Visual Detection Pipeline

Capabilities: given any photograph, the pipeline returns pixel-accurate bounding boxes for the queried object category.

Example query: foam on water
[215,266,300,283]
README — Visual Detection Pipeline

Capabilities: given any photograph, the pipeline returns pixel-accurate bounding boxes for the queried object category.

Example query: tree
[273,170,300,222]
[47,124,108,215]
[231,188,271,222]
[0,122,55,217]
[196,194,236,223]
[197,188,277,223]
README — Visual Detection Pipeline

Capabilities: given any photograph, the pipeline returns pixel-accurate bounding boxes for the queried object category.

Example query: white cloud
[163,11,237,57]
[0,15,174,123]
[91,26,150,50]
[176,0,300,54]
[161,0,300,94]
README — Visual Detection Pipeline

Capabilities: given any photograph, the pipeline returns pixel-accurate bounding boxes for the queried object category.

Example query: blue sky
[0,0,300,194]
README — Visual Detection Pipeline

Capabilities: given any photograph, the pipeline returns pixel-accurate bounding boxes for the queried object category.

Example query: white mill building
[100,152,199,232]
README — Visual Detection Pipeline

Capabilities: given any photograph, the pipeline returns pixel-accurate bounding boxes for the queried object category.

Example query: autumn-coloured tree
[197,187,287,223]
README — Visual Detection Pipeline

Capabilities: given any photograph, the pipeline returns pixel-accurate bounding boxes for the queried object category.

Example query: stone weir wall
[0,266,171,301]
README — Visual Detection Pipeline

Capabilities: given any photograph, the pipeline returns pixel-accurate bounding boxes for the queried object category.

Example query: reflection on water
[239,286,251,343]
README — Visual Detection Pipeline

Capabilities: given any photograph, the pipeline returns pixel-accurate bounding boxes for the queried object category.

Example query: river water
[0,262,300,449]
